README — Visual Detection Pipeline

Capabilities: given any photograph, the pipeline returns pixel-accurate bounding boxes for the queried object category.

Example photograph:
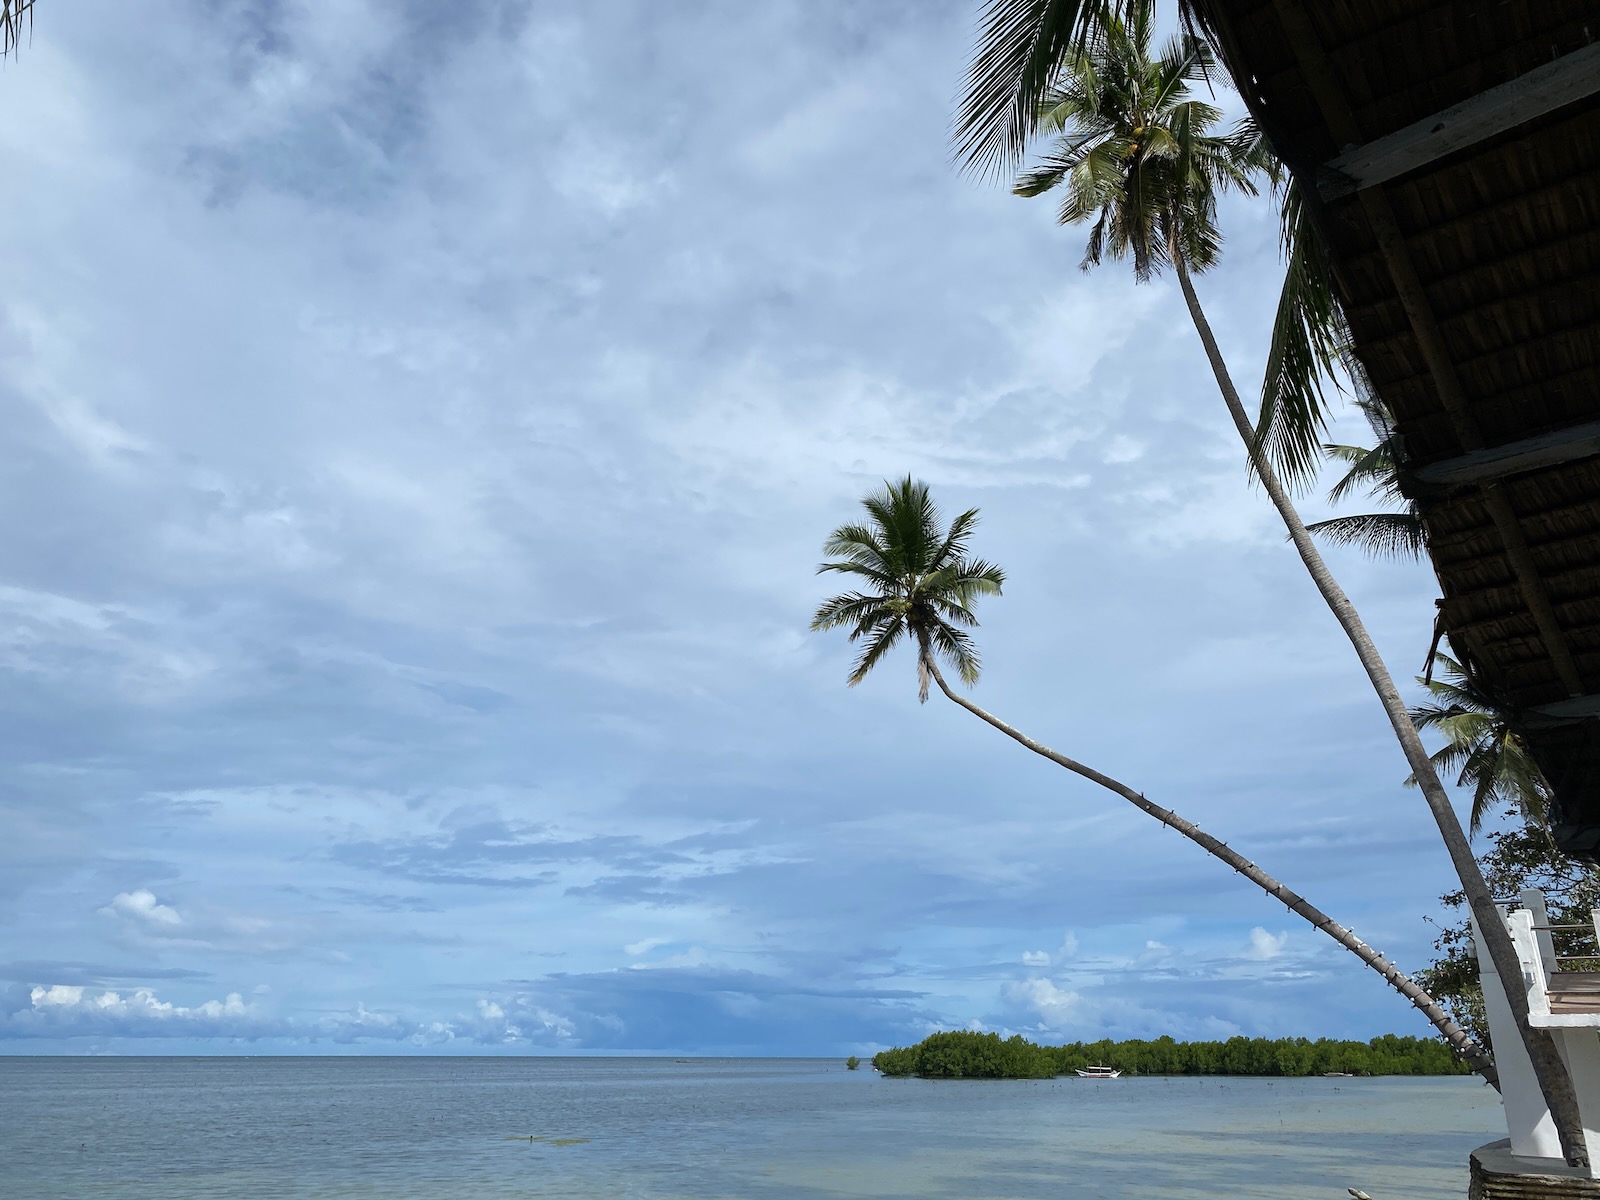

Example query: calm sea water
[0,1057,1505,1199]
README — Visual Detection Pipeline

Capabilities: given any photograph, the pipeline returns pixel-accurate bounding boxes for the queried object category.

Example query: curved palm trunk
[924,659,1497,1084]
[1173,257,1587,1164]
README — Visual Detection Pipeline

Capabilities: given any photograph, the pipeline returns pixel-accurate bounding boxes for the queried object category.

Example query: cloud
[1007,977,1087,1025]
[6,982,266,1039]
[3,981,463,1046]
[1246,928,1289,961]
[0,959,210,985]
[1021,933,1078,969]
[1140,940,1174,962]
[101,889,182,927]
[625,936,674,957]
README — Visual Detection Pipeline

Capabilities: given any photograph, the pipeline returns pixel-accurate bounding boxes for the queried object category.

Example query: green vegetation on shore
[871,1031,1470,1079]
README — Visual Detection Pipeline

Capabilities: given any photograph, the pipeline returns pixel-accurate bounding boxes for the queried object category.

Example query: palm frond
[932,507,981,568]
[1322,442,1401,505]
[1035,70,1100,133]
[1254,176,1344,492]
[928,620,983,688]
[847,619,906,689]
[1303,512,1427,559]
[2,0,34,59]
[810,592,891,634]
[956,0,1133,178]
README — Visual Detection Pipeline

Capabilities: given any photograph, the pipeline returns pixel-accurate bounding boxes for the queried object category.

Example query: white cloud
[1246,927,1289,961]
[25,983,252,1027]
[101,889,182,927]
[1022,934,1077,968]
[1006,977,1086,1024]
[467,994,578,1045]
[625,936,673,957]
[1140,939,1173,962]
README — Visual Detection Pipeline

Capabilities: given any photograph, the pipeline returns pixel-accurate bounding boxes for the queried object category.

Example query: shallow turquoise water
[0,1057,1504,1198]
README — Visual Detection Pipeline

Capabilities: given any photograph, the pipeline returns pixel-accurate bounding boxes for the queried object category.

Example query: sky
[0,0,1484,1056]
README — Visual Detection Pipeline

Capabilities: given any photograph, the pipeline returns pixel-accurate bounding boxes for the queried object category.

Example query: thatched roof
[1196,1,1600,855]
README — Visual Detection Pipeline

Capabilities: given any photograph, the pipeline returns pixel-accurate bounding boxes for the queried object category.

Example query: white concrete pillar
[1474,909,1564,1159]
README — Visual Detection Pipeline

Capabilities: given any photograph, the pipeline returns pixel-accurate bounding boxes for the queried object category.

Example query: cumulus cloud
[1020,932,1079,969]
[100,889,182,927]
[1246,928,1289,961]
[4,982,474,1046]
[1006,977,1086,1024]
[6,982,265,1038]
[1139,940,1173,963]
[467,995,578,1045]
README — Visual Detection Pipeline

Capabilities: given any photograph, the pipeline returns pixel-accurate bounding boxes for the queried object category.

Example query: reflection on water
[0,1057,1503,1198]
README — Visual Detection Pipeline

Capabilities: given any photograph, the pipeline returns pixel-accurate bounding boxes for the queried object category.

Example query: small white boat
[1075,1065,1121,1079]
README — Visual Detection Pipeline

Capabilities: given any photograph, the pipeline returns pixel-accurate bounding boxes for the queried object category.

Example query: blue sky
[0,0,1476,1056]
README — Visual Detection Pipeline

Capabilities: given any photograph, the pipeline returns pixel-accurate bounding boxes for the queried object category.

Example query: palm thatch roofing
[1192,0,1600,855]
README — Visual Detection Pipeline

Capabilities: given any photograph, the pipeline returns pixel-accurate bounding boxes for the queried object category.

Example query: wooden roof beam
[1319,41,1600,201]
[1408,420,1600,491]
[1528,694,1600,729]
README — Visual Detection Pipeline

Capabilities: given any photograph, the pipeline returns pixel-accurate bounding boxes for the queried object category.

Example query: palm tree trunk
[924,658,1498,1084]
[1172,256,1588,1165]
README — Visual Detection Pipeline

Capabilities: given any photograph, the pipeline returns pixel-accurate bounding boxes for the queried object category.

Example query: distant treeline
[871,1031,1470,1079]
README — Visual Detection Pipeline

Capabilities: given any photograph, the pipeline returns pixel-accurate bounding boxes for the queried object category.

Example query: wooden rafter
[1319,41,1600,200]
[1409,420,1600,491]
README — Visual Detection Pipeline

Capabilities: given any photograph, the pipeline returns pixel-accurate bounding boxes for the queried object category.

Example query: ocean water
[0,1057,1505,1199]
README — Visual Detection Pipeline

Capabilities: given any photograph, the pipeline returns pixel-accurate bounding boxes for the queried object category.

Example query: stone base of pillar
[1472,1140,1600,1198]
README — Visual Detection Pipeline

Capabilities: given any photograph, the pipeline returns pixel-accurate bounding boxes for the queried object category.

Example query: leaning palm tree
[1410,654,1554,836]
[812,475,1495,1080]
[966,0,1588,1160]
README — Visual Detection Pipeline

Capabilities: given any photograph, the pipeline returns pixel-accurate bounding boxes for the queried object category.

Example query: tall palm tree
[1410,654,1554,836]
[963,0,1589,1161]
[812,476,1496,1081]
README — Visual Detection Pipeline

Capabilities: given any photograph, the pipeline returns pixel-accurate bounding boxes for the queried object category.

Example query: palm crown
[811,477,1005,702]
[1011,1,1267,282]
[1409,654,1553,834]
[964,0,1346,492]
